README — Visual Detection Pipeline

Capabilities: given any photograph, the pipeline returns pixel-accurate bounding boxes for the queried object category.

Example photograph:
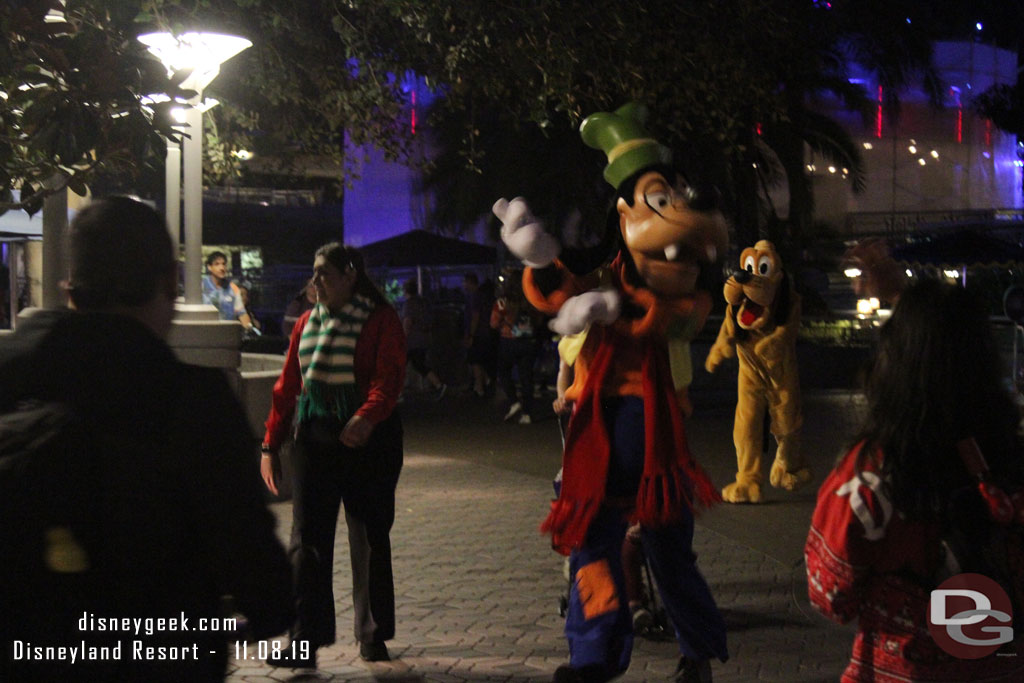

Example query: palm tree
[739,0,944,262]
[417,102,610,247]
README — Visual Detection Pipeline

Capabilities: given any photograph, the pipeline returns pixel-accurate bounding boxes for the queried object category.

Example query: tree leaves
[1,0,191,212]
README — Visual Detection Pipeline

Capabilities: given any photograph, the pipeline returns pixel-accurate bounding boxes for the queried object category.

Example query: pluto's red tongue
[740,301,763,327]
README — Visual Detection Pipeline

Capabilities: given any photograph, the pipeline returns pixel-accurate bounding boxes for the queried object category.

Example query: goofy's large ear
[558,202,621,276]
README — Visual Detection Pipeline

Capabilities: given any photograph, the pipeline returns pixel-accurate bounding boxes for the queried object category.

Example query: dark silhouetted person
[238,283,261,332]
[463,273,495,396]
[0,197,293,682]
[281,281,316,336]
[490,270,540,424]
[402,279,446,400]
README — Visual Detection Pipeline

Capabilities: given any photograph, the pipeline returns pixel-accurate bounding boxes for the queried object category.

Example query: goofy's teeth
[664,244,680,261]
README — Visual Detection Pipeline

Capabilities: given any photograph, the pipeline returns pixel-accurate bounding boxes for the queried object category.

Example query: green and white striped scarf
[297,295,375,423]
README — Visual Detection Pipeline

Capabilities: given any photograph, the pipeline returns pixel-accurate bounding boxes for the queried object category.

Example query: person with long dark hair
[261,242,405,669]
[806,278,1024,681]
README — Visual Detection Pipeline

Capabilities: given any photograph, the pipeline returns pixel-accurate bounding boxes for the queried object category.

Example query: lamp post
[138,31,251,304]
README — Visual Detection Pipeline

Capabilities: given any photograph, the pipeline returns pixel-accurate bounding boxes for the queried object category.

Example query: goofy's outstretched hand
[493,197,560,268]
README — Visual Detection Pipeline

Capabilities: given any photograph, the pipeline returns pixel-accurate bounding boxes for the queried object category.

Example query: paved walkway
[227,390,864,682]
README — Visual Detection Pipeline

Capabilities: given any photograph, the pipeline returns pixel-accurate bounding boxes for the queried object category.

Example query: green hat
[580,102,672,190]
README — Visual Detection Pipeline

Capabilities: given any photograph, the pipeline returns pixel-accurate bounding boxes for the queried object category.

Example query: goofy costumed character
[494,103,729,683]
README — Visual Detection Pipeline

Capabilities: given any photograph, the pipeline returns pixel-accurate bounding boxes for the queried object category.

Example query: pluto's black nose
[732,269,752,285]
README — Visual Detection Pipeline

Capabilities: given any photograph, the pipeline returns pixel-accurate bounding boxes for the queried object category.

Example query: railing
[203,186,324,207]
[843,208,1024,237]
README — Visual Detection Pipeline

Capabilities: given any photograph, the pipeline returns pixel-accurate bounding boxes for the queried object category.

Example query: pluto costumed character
[494,103,728,683]
[704,240,810,503]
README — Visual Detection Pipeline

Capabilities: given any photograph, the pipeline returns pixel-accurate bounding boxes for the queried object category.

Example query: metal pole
[182,99,204,304]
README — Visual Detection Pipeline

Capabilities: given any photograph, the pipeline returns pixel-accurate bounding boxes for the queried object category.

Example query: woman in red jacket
[261,242,406,669]
[806,279,1024,682]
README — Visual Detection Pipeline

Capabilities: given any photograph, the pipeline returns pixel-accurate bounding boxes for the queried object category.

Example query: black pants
[289,413,403,648]
[497,336,538,416]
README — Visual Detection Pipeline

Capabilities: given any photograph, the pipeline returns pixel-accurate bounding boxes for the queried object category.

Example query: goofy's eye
[646,191,671,210]
[757,255,773,275]
[743,255,755,272]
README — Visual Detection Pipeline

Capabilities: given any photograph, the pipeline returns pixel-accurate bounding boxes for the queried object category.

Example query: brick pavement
[226,392,863,683]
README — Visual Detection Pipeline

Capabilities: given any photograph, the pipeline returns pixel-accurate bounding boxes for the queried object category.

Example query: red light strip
[875,85,883,139]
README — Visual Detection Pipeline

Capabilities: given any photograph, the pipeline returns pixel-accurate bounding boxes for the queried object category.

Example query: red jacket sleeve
[262,309,310,452]
[805,445,888,623]
[354,304,406,425]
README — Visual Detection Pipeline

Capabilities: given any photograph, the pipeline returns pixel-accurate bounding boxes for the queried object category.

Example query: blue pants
[564,397,728,673]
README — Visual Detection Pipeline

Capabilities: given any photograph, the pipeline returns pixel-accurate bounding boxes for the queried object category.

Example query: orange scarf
[541,257,720,554]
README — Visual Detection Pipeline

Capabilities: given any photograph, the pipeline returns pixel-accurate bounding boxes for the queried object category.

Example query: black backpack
[935,438,1024,633]
[0,400,105,678]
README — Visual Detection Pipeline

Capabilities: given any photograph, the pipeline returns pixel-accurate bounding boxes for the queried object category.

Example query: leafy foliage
[0,0,189,215]
[973,84,1024,139]
[0,0,992,253]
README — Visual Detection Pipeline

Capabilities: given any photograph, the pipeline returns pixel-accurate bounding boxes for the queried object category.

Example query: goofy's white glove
[549,289,621,336]
[493,197,560,268]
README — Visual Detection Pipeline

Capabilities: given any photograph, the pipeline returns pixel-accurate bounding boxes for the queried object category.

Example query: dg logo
[928,573,1014,659]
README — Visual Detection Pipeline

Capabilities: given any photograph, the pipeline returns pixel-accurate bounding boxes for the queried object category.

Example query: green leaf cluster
[1,0,189,215]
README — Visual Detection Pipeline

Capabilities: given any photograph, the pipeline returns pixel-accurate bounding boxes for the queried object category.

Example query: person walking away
[238,283,262,333]
[260,243,405,670]
[463,273,496,396]
[491,270,541,424]
[806,279,1024,682]
[282,281,317,336]
[401,279,446,400]
[0,197,293,682]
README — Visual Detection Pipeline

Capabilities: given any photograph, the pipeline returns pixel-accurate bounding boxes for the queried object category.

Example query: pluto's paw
[769,460,811,491]
[722,481,762,504]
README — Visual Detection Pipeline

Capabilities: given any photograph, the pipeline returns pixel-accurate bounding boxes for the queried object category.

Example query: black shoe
[674,656,712,683]
[631,605,654,634]
[267,647,316,669]
[552,663,615,683]
[359,641,390,662]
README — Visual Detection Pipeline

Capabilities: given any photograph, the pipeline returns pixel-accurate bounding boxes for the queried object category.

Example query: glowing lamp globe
[138,31,252,92]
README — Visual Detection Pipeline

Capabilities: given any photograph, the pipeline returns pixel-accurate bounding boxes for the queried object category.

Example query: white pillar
[25,240,43,309]
[41,178,68,309]
[182,101,204,304]
[8,242,20,328]
[165,137,181,259]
